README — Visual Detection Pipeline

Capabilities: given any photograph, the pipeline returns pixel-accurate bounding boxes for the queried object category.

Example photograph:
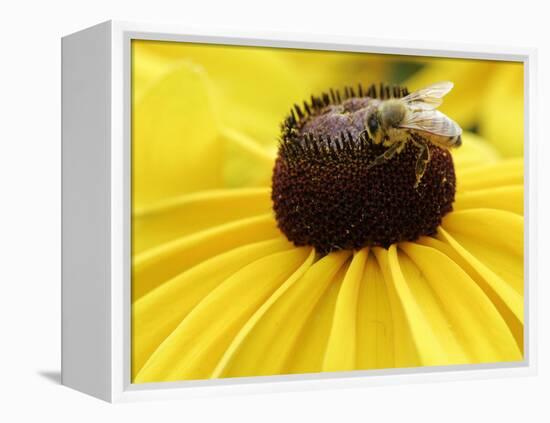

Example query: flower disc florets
[272,83,456,254]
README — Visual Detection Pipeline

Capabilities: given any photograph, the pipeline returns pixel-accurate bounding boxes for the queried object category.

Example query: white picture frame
[61,20,538,403]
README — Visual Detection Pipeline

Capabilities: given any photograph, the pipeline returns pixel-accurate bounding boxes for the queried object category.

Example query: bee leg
[412,140,431,188]
[366,141,402,170]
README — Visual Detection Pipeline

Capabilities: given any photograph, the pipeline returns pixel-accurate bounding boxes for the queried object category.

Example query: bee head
[365,109,381,139]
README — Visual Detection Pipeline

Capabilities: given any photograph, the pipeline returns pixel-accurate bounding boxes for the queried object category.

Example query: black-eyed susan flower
[131,41,524,383]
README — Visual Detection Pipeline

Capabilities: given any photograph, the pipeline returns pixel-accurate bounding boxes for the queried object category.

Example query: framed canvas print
[61,20,537,402]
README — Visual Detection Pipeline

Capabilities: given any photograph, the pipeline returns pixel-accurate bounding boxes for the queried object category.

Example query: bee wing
[402,81,454,111]
[399,109,462,137]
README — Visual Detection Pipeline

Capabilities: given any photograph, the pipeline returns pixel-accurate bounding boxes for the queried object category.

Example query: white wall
[0,0,548,421]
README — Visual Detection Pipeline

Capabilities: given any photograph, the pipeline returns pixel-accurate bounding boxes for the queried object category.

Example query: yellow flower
[131,41,524,383]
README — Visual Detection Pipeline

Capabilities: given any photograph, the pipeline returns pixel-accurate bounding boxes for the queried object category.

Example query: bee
[364,81,462,187]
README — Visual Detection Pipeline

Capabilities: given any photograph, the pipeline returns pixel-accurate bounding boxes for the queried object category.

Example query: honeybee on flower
[364,81,463,186]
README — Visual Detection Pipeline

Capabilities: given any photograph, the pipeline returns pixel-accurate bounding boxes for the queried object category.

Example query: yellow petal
[442,209,523,293]
[135,247,313,382]
[418,234,523,353]
[400,242,522,363]
[277,50,391,95]
[382,246,476,366]
[454,185,523,215]
[323,249,368,372]
[220,127,275,188]
[395,247,469,364]
[479,63,524,157]
[356,250,395,369]
[132,214,281,300]
[457,158,523,192]
[431,209,524,350]
[133,61,223,208]
[213,251,351,378]
[452,132,500,171]
[373,247,432,367]
[131,41,184,105]
[286,263,348,375]
[132,237,293,378]
[404,59,496,129]
[133,188,272,254]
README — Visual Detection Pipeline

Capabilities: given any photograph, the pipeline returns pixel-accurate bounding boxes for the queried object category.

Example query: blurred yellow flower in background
[131,40,524,383]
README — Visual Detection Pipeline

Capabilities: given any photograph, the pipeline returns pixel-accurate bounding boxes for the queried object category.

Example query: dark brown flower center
[271,84,456,254]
